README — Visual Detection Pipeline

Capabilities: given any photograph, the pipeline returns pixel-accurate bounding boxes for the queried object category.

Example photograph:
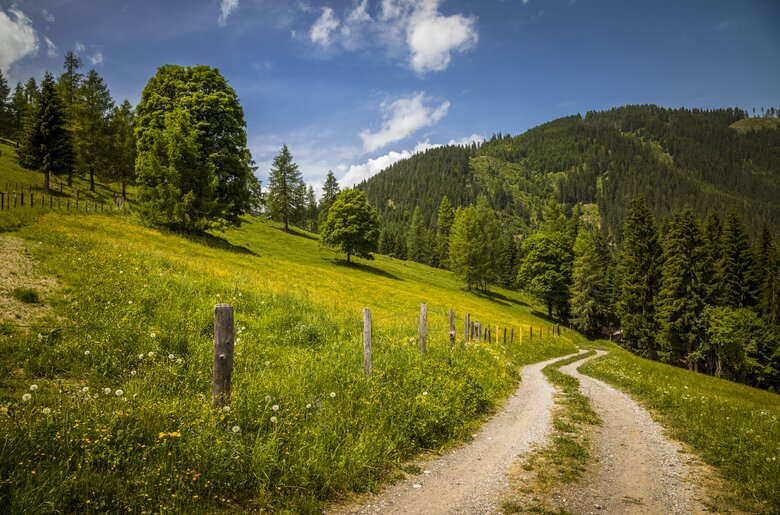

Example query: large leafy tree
[17,72,74,191]
[266,144,305,231]
[136,108,216,231]
[449,206,488,291]
[517,231,573,319]
[657,209,707,369]
[135,64,256,229]
[616,195,662,359]
[320,189,380,264]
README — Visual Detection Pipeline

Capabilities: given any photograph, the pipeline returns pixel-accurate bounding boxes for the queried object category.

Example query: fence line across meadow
[0,182,129,212]
[3,303,569,409]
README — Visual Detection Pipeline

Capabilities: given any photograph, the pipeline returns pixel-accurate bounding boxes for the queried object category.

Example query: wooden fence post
[510,327,514,344]
[449,308,455,350]
[1,192,3,210]
[419,303,427,354]
[557,324,560,337]
[503,327,507,344]
[529,325,532,340]
[464,312,470,342]
[363,308,372,377]
[211,304,234,409]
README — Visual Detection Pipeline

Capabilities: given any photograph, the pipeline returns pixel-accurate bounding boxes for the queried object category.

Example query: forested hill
[357,105,780,241]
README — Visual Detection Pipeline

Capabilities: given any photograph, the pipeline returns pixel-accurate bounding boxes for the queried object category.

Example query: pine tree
[449,206,487,291]
[407,206,428,264]
[10,83,27,140]
[266,144,304,231]
[0,69,11,138]
[702,212,723,305]
[17,72,74,191]
[57,51,83,185]
[435,196,455,269]
[305,185,318,232]
[616,195,662,359]
[570,228,608,335]
[75,69,114,192]
[320,189,379,264]
[319,170,340,222]
[476,195,502,289]
[657,209,707,370]
[108,100,136,200]
[719,211,758,308]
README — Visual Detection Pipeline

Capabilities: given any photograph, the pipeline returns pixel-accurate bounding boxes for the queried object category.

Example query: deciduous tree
[320,189,380,264]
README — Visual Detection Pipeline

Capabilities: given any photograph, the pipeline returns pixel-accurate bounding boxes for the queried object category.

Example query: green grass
[11,287,40,304]
[502,351,599,514]
[729,117,780,133]
[579,342,780,512]
[0,211,576,513]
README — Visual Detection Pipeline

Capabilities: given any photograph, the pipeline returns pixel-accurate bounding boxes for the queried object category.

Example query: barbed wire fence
[2,302,568,409]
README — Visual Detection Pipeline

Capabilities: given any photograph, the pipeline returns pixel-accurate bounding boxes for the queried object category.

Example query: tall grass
[580,342,780,512]
[0,213,576,512]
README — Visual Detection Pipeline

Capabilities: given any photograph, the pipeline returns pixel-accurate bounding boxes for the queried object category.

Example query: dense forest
[357,106,780,391]
[358,105,780,242]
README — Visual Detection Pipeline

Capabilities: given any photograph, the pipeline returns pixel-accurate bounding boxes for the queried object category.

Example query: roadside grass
[501,351,600,514]
[579,341,780,513]
[0,212,576,513]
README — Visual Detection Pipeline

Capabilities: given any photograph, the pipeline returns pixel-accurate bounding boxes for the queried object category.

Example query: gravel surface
[327,353,579,515]
[555,351,708,514]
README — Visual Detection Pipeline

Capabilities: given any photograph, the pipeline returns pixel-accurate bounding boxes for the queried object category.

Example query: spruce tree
[476,195,502,289]
[435,196,455,269]
[702,212,723,305]
[266,144,304,231]
[449,206,487,291]
[17,72,74,191]
[657,209,707,370]
[319,170,340,220]
[570,228,608,335]
[108,100,136,200]
[517,231,573,319]
[305,185,318,233]
[407,206,428,264]
[75,69,115,192]
[10,83,27,140]
[719,211,758,308]
[616,195,662,359]
[0,70,11,138]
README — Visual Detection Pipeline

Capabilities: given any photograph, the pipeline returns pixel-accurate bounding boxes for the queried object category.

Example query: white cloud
[89,51,104,66]
[44,36,57,58]
[74,42,85,54]
[448,133,484,146]
[310,7,340,47]
[303,0,477,73]
[218,0,239,27]
[360,92,450,152]
[42,8,55,23]
[0,8,39,74]
[406,0,478,73]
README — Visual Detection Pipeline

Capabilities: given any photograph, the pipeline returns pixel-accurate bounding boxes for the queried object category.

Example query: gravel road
[327,353,580,515]
[555,351,708,514]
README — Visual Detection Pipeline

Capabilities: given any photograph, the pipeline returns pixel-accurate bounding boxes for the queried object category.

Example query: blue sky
[2,0,779,190]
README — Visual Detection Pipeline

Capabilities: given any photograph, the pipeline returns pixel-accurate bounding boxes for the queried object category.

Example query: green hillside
[0,209,575,513]
[358,106,780,241]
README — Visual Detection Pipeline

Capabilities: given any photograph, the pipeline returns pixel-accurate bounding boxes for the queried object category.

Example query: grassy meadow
[580,342,780,512]
[0,209,575,513]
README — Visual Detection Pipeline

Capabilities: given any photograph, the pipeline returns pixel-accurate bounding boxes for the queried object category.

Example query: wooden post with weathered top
[464,312,470,342]
[449,308,455,350]
[211,304,235,409]
[419,303,427,354]
[363,308,372,377]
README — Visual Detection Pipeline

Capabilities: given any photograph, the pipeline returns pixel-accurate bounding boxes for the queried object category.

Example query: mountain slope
[358,105,780,240]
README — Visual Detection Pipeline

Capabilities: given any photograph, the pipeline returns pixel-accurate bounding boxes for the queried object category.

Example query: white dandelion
[22,393,32,402]
[29,384,38,391]
[115,389,124,397]
[272,404,279,412]
[231,425,241,433]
